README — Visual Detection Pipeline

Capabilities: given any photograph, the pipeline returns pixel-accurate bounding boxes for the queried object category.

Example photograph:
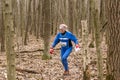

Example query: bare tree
[81,20,90,80]
[19,0,26,43]
[0,6,5,52]
[3,0,16,79]
[24,0,32,45]
[68,0,74,33]
[106,0,120,80]
[88,0,95,48]
[93,0,104,80]
[42,0,51,60]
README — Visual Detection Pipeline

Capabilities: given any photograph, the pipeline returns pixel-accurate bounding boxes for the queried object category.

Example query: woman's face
[59,29,65,33]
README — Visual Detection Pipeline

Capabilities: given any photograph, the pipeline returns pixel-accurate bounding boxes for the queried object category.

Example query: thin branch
[15,48,60,53]
[16,68,39,74]
[100,21,108,32]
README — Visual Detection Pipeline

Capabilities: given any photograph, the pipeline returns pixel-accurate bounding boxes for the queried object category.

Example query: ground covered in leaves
[0,35,107,80]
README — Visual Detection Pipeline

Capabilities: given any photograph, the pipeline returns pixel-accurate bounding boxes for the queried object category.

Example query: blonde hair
[59,24,68,31]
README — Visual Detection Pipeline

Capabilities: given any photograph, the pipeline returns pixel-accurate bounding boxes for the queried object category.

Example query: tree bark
[24,0,32,45]
[3,0,16,79]
[68,0,74,33]
[81,20,90,80]
[0,10,5,52]
[88,0,95,48]
[42,0,51,60]
[106,0,120,80]
[93,0,104,80]
[19,0,25,44]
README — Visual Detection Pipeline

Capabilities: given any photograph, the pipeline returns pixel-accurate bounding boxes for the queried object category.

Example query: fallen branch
[15,49,44,53]
[15,48,60,53]
[16,68,39,74]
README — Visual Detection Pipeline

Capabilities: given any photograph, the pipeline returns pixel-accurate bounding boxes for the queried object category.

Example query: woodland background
[0,0,119,80]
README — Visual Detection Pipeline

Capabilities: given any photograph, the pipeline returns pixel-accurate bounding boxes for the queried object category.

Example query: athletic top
[52,31,78,48]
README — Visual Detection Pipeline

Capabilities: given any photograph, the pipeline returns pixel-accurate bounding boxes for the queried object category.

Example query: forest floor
[0,35,107,80]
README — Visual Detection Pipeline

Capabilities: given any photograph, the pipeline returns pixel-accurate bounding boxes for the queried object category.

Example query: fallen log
[16,68,40,74]
[15,48,60,53]
[16,49,44,53]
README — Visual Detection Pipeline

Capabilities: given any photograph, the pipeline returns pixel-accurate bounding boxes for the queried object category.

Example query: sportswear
[51,31,78,71]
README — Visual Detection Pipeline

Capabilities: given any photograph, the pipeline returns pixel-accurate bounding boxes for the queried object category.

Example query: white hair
[59,24,68,30]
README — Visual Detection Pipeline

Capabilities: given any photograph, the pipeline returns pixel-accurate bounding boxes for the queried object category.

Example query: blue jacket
[52,31,78,48]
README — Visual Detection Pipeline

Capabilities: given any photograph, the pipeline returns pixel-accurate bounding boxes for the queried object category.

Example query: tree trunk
[106,0,120,80]
[40,0,44,38]
[1,10,5,52]
[19,0,25,45]
[12,0,19,35]
[81,20,90,80]
[32,0,36,36]
[3,0,16,79]
[24,0,32,45]
[68,0,74,33]
[42,0,51,60]
[35,0,39,39]
[88,0,95,48]
[93,0,103,80]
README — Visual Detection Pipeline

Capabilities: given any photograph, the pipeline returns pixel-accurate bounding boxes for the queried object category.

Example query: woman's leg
[61,47,72,71]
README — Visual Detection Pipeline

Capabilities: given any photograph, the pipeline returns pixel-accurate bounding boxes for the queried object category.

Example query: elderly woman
[49,24,80,75]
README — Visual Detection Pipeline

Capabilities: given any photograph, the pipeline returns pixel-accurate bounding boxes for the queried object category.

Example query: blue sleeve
[51,33,60,48]
[69,33,78,44]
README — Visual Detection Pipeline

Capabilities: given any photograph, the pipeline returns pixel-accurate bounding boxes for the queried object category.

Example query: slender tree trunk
[32,0,36,36]
[81,20,90,80]
[24,0,32,45]
[36,0,40,39]
[36,0,42,39]
[12,0,20,40]
[1,11,5,52]
[51,0,56,35]
[53,0,59,35]
[40,0,44,38]
[93,0,103,80]
[3,0,16,79]
[106,0,120,80]
[88,0,95,48]
[19,0,25,45]
[42,0,51,60]
[68,0,74,33]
